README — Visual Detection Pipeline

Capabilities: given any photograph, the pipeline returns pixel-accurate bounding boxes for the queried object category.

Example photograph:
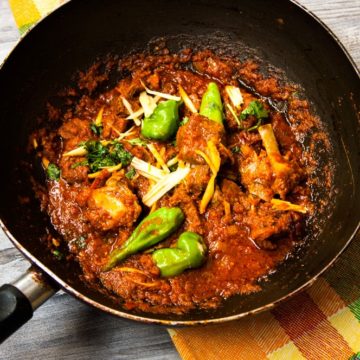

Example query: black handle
[0,284,33,343]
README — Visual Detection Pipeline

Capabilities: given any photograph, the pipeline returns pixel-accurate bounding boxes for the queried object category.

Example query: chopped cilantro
[240,100,269,131]
[240,100,268,120]
[231,146,241,154]
[83,140,133,173]
[46,163,61,180]
[75,236,87,250]
[125,167,136,179]
[179,116,189,126]
[90,123,103,136]
[169,163,178,172]
[127,138,147,146]
[246,118,262,132]
[71,160,88,169]
[52,249,63,260]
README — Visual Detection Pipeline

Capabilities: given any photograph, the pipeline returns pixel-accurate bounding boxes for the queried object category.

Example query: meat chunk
[59,156,89,184]
[101,113,128,139]
[58,118,93,183]
[85,172,141,231]
[239,144,304,200]
[47,180,90,239]
[183,165,211,197]
[243,202,294,250]
[59,117,92,142]
[176,113,224,164]
[239,145,275,201]
[220,178,298,249]
[167,184,203,234]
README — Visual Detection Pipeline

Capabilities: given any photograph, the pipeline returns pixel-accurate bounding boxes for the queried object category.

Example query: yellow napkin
[8,1,360,359]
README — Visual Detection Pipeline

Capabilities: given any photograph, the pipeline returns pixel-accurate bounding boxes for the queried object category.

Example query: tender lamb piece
[59,156,89,184]
[239,144,304,201]
[220,179,296,250]
[101,112,128,139]
[239,145,275,201]
[59,117,92,142]
[243,202,294,250]
[84,172,141,231]
[58,117,93,183]
[166,184,203,234]
[176,113,224,164]
[182,165,211,197]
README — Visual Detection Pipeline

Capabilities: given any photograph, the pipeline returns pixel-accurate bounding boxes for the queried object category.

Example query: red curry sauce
[31,48,327,314]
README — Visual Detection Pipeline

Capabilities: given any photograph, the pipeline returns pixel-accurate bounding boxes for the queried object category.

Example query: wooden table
[0,1,359,358]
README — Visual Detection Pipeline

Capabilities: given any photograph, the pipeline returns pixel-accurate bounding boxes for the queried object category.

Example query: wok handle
[0,267,57,343]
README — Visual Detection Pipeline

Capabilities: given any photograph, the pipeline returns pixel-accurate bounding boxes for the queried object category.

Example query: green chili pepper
[199,82,223,125]
[103,207,185,271]
[152,231,207,277]
[141,100,180,141]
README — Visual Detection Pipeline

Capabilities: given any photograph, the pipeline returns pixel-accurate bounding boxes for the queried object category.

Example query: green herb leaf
[111,142,133,166]
[75,236,87,250]
[127,138,147,147]
[47,163,61,180]
[179,116,189,126]
[90,123,103,136]
[52,249,64,260]
[83,140,133,173]
[231,146,241,154]
[125,167,136,179]
[71,160,88,169]
[169,163,178,172]
[240,100,268,120]
[246,118,262,132]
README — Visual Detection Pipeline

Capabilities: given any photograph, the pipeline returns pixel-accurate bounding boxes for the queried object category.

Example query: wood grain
[0,0,359,358]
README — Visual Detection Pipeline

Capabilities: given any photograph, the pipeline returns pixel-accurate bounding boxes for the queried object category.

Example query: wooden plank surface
[0,0,359,359]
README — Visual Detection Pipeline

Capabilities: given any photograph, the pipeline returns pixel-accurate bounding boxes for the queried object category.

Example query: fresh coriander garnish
[82,140,133,173]
[75,236,87,250]
[90,123,103,136]
[179,116,189,126]
[240,100,268,121]
[127,138,147,146]
[46,163,61,180]
[52,249,64,260]
[240,100,269,131]
[125,167,136,179]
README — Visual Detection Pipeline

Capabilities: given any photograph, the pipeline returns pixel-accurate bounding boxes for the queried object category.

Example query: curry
[31,48,327,314]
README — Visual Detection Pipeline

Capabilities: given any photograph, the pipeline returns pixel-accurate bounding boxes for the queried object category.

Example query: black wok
[0,0,359,342]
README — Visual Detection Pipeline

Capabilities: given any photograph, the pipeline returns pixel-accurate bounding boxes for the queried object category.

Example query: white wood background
[0,0,359,359]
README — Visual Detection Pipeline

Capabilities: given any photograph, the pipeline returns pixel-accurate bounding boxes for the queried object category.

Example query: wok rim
[0,0,359,325]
